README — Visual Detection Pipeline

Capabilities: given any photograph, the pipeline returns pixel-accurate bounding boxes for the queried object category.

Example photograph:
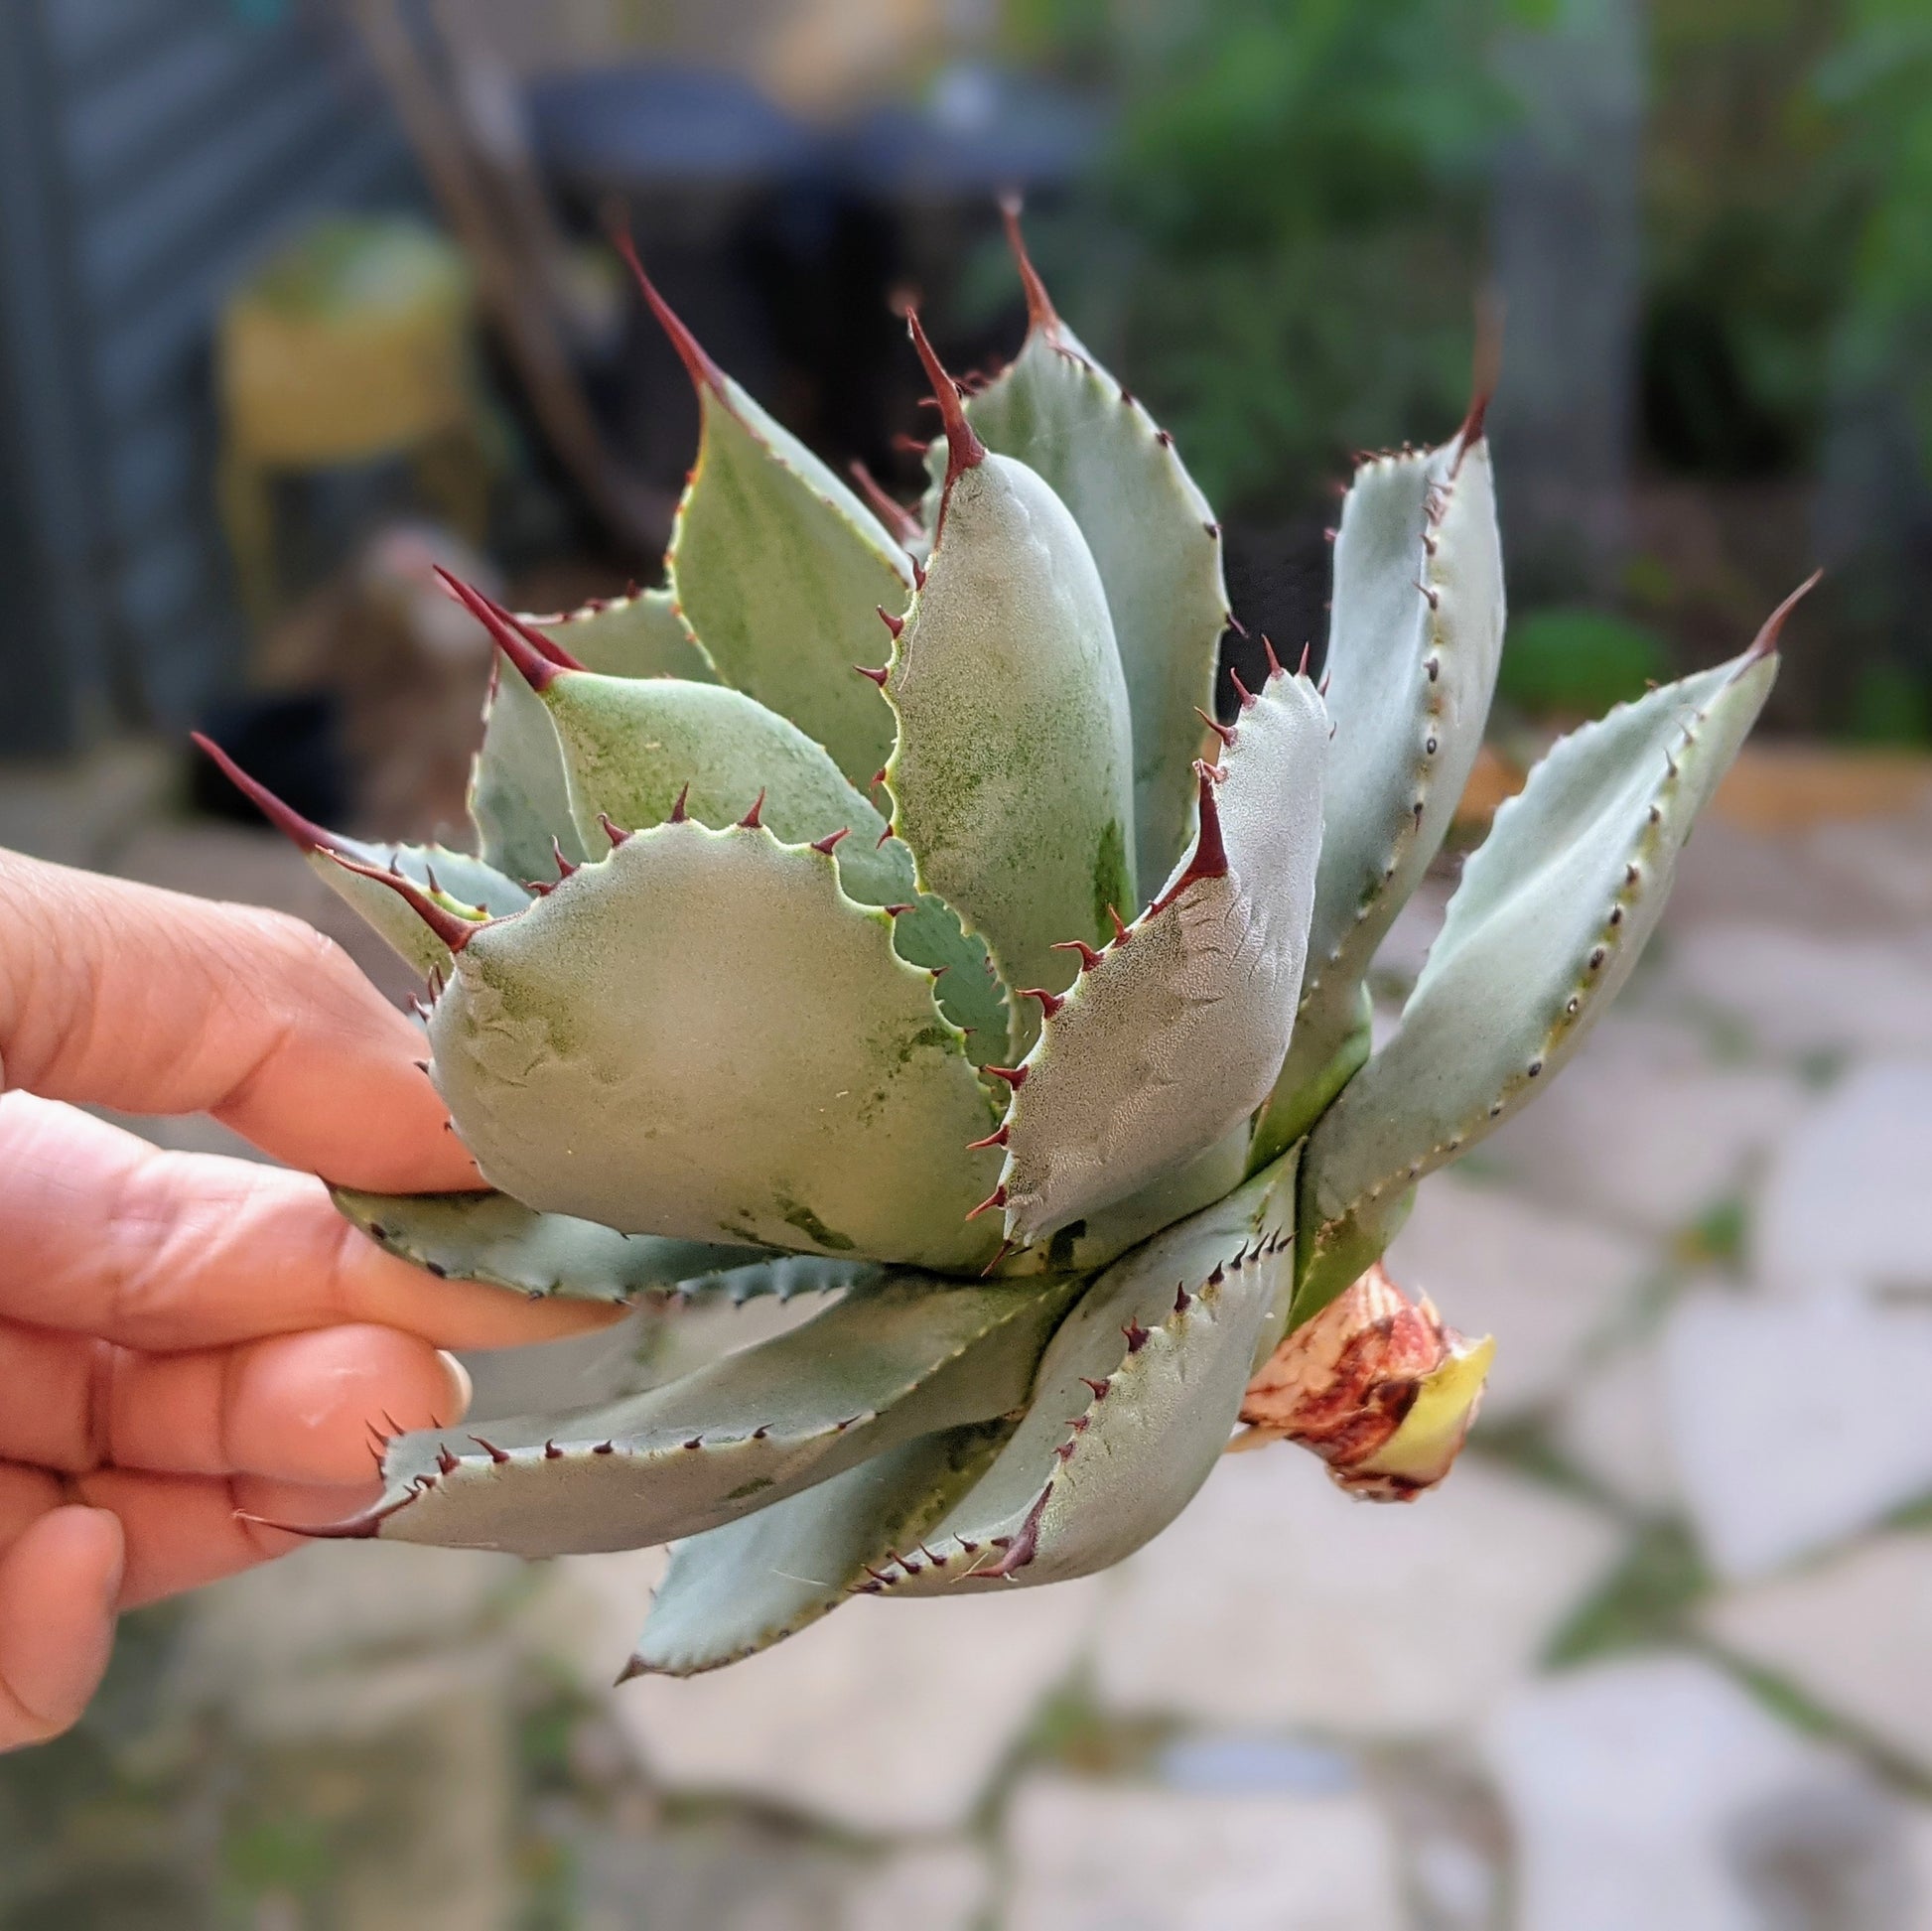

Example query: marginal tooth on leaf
[609,222,728,395]
[870,766,889,791]
[965,1122,1011,1151]
[877,606,905,640]
[966,1183,1009,1221]
[1449,295,1502,479]
[984,1063,1029,1090]
[435,1447,460,1475]
[1296,640,1312,678]
[847,457,924,546]
[855,662,891,686]
[543,1440,563,1459]
[1226,611,1249,638]
[598,812,629,848]
[1261,634,1285,678]
[471,1436,511,1464]
[1173,1282,1192,1314]
[1123,1317,1150,1353]
[191,734,332,853]
[1743,568,1823,665]
[999,193,1060,337]
[882,902,914,917]
[1052,938,1104,972]
[1023,986,1065,1020]
[669,782,690,823]
[809,827,851,854]
[1195,706,1236,749]
[1228,667,1255,709]
[329,854,485,952]
[911,557,926,590]
[903,307,986,488]
[551,837,577,880]
[1146,761,1232,916]
[877,823,897,848]
[980,1238,1015,1276]
[1106,904,1131,946]
[1081,1377,1111,1400]
[739,788,767,831]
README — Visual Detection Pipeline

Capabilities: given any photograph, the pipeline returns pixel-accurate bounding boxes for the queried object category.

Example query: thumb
[0,1505,124,1750]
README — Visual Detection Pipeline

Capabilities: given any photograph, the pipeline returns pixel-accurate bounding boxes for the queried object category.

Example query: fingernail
[437,1350,474,1422]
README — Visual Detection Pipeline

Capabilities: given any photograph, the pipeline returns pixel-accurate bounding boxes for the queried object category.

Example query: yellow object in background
[218,214,490,624]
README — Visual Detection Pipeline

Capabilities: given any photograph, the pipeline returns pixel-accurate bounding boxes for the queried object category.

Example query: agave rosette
[201,209,1809,1679]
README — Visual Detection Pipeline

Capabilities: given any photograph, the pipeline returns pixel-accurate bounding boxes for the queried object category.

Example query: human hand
[0,849,621,1749]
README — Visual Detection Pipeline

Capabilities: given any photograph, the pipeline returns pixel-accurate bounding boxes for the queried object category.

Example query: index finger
[0,846,476,1192]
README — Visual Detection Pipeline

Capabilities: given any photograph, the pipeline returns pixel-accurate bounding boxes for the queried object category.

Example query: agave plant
[201,210,1810,1680]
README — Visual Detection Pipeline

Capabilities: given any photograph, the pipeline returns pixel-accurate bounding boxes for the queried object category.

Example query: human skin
[0,849,623,1749]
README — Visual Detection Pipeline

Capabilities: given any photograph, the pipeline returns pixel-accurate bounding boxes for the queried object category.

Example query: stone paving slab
[1089,1449,1622,1738]
[1480,1011,1808,1235]
[1658,922,1932,1059]
[1666,1292,1932,1579]
[1001,1775,1402,1930]
[1483,1652,1912,1931]
[1704,1535,1932,1779]
[1754,1059,1932,1302]
[589,1573,1110,1835]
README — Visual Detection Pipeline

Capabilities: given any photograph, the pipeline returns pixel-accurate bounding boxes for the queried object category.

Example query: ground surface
[5,742,1932,1929]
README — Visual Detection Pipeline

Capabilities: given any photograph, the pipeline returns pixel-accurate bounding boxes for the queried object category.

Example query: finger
[0,847,477,1190]
[0,1462,65,1556]
[0,1506,123,1750]
[0,1318,471,1482]
[72,1469,374,1608]
[0,1096,628,1349]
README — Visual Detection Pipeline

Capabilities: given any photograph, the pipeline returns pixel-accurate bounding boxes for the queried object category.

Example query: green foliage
[1496,608,1672,716]
[1004,0,1516,512]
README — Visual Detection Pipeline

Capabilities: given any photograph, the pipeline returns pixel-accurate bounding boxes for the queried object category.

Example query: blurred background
[4,0,1932,1925]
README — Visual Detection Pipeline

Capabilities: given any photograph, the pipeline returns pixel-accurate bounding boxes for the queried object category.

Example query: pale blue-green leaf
[361,1269,1081,1556]
[963,324,1229,902]
[630,1423,1010,1675]
[330,1186,768,1302]
[874,1150,1297,1594]
[428,820,1004,1269]
[1301,643,1781,1313]
[998,668,1326,1245]
[1266,435,1504,1125]
[884,451,1137,1024]
[670,378,910,787]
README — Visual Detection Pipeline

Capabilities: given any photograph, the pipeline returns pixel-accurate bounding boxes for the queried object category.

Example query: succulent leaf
[332,1186,782,1302]
[627,256,912,789]
[354,1270,1083,1556]
[1264,432,1504,1131]
[428,820,1006,1269]
[471,660,584,882]
[871,1149,1297,1593]
[956,209,1229,900]
[996,666,1327,1245]
[536,585,717,682]
[629,1422,1011,1676]
[193,736,526,976]
[884,436,1138,1022]
[1299,612,1793,1322]
[515,663,904,899]
[1000,1120,1252,1280]
[1248,983,1372,1175]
